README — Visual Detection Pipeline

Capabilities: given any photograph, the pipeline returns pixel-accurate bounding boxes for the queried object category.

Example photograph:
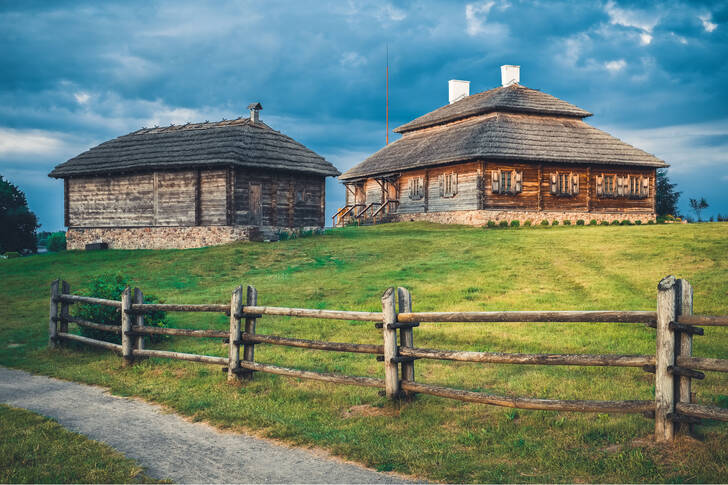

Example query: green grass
[1,222,727,483]
[0,404,161,483]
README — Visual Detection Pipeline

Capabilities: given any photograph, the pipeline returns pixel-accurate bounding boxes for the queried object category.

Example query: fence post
[49,279,60,349]
[60,280,70,335]
[655,275,677,442]
[228,285,243,382]
[675,278,694,435]
[381,287,400,399]
[121,286,133,367]
[133,288,145,353]
[241,285,258,380]
[397,287,416,399]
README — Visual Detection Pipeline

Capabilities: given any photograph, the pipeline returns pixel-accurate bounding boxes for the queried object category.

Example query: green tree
[0,175,39,253]
[655,169,681,217]
[689,197,709,222]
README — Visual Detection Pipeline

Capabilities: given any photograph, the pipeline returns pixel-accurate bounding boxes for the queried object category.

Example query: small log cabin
[336,66,667,226]
[49,104,340,249]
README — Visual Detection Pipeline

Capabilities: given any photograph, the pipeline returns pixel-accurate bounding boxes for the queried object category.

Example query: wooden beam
[675,402,728,422]
[398,347,653,367]
[676,315,728,326]
[121,287,133,367]
[381,287,400,399]
[675,279,694,435]
[228,285,243,382]
[133,288,145,352]
[49,279,60,349]
[397,310,656,324]
[241,285,258,380]
[241,333,383,354]
[235,361,385,389]
[537,163,543,211]
[58,294,122,308]
[133,348,227,366]
[676,356,728,373]
[655,275,677,442]
[400,380,654,414]
[58,332,122,354]
[63,179,69,227]
[398,287,416,398]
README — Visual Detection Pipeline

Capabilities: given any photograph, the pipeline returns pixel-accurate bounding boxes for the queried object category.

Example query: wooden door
[249,183,262,225]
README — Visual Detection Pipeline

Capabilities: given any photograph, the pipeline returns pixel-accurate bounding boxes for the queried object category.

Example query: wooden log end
[381,287,394,302]
[658,275,677,291]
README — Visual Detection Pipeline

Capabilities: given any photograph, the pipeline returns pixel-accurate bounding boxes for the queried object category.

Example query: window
[408,176,424,200]
[491,169,522,194]
[439,172,458,198]
[551,172,579,196]
[597,174,649,199]
[295,187,307,204]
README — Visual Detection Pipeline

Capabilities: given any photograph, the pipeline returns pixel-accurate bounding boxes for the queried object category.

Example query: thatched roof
[49,117,340,178]
[340,112,667,181]
[394,84,592,134]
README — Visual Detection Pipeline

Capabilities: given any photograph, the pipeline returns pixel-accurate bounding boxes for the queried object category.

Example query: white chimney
[448,79,470,104]
[247,102,262,123]
[501,65,520,87]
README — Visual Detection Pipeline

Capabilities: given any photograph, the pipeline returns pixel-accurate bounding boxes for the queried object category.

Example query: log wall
[67,167,326,231]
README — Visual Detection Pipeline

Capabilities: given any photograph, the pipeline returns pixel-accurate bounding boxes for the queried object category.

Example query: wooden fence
[48,275,728,442]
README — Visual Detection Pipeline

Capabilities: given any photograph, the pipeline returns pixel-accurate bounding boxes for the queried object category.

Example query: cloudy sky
[1,0,726,230]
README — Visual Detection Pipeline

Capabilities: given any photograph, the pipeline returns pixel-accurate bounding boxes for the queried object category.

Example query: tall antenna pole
[386,43,389,145]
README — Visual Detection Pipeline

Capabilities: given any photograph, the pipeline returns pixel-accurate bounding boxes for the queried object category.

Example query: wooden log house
[336,66,667,226]
[49,104,340,249]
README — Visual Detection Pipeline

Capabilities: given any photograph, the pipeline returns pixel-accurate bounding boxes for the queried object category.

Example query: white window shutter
[596,175,603,196]
[453,172,458,195]
[572,173,579,195]
[515,171,522,193]
[438,175,444,197]
[617,177,624,196]
[492,170,500,193]
[642,176,649,198]
[550,173,557,194]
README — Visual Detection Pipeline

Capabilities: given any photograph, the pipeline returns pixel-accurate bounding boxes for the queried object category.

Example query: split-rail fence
[48,275,728,442]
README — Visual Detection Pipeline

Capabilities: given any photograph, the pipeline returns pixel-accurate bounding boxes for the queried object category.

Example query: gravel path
[0,367,412,483]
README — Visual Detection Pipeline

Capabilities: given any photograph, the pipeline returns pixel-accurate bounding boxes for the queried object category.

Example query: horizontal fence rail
[398,347,655,368]
[47,275,728,443]
[397,310,657,324]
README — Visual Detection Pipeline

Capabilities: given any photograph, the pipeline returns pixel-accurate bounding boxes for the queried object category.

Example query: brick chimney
[248,102,262,123]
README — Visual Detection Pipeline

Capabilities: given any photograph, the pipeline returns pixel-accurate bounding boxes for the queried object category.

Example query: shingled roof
[49,117,340,178]
[394,84,592,134]
[340,112,667,180]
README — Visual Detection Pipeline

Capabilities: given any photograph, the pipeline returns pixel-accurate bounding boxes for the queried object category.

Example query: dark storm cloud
[1,0,727,229]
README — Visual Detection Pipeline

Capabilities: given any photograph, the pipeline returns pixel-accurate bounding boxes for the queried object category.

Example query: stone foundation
[393,210,656,226]
[68,226,259,250]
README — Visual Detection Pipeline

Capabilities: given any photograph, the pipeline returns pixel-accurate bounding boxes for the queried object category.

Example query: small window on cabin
[604,175,615,196]
[295,188,305,204]
[558,173,570,195]
[500,171,512,193]
[442,172,457,198]
[408,177,424,200]
[630,176,640,197]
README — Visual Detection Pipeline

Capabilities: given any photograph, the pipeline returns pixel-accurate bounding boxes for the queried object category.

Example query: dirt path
[0,367,412,483]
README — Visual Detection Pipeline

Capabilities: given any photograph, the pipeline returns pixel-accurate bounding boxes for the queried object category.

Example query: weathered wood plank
[398,287,416,397]
[398,347,654,367]
[228,286,243,382]
[675,402,728,421]
[121,287,133,367]
[57,332,122,353]
[59,294,122,308]
[130,303,229,313]
[133,288,145,352]
[240,285,258,380]
[397,310,656,323]
[68,316,121,334]
[400,380,654,414]
[655,275,677,442]
[381,287,399,399]
[49,279,60,349]
[130,326,227,338]
[133,348,227,365]
[242,306,382,322]
[676,356,728,373]
[235,361,385,389]
[675,278,693,435]
[243,333,383,354]
[676,315,728,326]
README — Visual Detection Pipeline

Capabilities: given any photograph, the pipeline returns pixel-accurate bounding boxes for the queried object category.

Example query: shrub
[277,231,290,241]
[648,220,655,224]
[576,219,585,226]
[634,220,642,225]
[552,220,559,226]
[620,220,632,226]
[540,220,549,226]
[4,251,21,258]
[563,220,572,226]
[524,220,532,227]
[611,220,620,225]
[499,220,509,228]
[600,221,610,226]
[75,274,168,344]
[510,220,520,228]
[487,220,496,228]
[589,219,597,226]
[46,231,66,252]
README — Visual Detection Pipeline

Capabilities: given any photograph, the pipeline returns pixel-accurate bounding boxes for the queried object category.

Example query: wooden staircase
[332,200,399,227]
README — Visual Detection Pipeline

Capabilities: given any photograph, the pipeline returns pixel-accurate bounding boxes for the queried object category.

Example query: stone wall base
[393,210,656,226]
[67,225,321,250]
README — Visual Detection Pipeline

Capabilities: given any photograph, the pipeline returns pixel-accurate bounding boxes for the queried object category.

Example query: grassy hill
[1,222,727,483]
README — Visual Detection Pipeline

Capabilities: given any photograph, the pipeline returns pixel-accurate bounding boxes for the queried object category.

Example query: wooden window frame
[552,172,578,197]
[408,176,424,200]
[603,174,616,198]
[491,169,522,195]
[441,171,458,198]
